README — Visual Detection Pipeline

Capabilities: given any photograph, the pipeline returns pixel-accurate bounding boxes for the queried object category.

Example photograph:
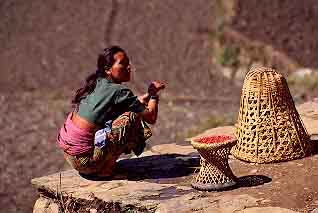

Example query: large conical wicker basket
[231,66,310,163]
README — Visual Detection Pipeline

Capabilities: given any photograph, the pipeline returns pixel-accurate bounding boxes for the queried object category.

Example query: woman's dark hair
[72,45,125,109]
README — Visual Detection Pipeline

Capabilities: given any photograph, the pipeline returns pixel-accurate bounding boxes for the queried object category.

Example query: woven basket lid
[231,66,310,163]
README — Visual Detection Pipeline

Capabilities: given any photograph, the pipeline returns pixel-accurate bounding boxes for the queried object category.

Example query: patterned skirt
[64,112,152,176]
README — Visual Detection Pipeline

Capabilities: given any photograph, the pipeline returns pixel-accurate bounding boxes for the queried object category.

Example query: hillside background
[1,0,318,212]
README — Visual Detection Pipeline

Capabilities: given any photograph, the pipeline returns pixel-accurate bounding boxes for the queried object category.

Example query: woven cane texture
[231,66,310,163]
[191,136,236,190]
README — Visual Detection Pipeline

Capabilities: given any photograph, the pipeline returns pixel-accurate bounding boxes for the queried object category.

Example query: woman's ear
[106,68,112,75]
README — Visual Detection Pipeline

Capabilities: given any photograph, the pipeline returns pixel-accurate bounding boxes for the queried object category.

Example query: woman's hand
[138,80,165,124]
[148,81,165,96]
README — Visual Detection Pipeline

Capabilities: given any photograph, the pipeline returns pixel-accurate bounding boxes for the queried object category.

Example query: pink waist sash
[57,113,94,156]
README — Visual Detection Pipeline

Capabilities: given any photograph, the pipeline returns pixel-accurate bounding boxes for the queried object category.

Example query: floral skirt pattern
[64,112,152,176]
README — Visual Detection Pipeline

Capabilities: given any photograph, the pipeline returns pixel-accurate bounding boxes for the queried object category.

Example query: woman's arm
[139,96,159,124]
[138,81,165,124]
[137,93,150,105]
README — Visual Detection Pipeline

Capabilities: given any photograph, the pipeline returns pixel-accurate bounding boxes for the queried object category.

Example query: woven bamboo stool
[191,135,237,191]
[231,66,310,163]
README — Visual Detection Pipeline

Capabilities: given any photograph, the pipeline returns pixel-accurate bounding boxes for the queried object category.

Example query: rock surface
[297,100,318,140]
[31,100,318,212]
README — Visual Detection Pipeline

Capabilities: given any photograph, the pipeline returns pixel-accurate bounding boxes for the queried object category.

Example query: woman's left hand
[148,81,165,95]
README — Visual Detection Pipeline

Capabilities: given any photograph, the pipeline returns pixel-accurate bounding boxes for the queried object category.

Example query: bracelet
[150,95,159,101]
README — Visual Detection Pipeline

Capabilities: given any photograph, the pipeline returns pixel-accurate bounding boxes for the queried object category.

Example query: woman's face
[108,51,131,83]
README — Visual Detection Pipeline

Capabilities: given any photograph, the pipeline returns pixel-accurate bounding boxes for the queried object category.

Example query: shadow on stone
[78,173,113,181]
[189,175,272,192]
[114,153,200,181]
[77,153,200,181]
[140,186,194,201]
[236,175,272,188]
[78,153,272,189]
[309,139,318,155]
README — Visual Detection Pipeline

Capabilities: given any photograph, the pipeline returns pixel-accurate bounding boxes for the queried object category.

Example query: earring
[106,68,112,75]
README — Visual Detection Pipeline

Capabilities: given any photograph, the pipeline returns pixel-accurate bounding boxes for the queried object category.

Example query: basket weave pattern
[191,137,236,191]
[231,67,310,163]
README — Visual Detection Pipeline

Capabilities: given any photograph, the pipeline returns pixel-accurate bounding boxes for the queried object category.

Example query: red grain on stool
[194,135,233,144]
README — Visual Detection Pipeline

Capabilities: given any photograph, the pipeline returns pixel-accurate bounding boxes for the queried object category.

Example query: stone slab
[31,157,261,212]
[31,101,318,212]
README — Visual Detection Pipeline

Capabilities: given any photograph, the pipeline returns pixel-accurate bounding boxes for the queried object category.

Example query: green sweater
[77,78,145,126]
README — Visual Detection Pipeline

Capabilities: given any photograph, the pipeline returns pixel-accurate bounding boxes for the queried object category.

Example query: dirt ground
[32,145,318,212]
[136,152,318,211]
[2,0,318,212]
[231,0,318,68]
[216,155,318,211]
[115,141,318,211]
